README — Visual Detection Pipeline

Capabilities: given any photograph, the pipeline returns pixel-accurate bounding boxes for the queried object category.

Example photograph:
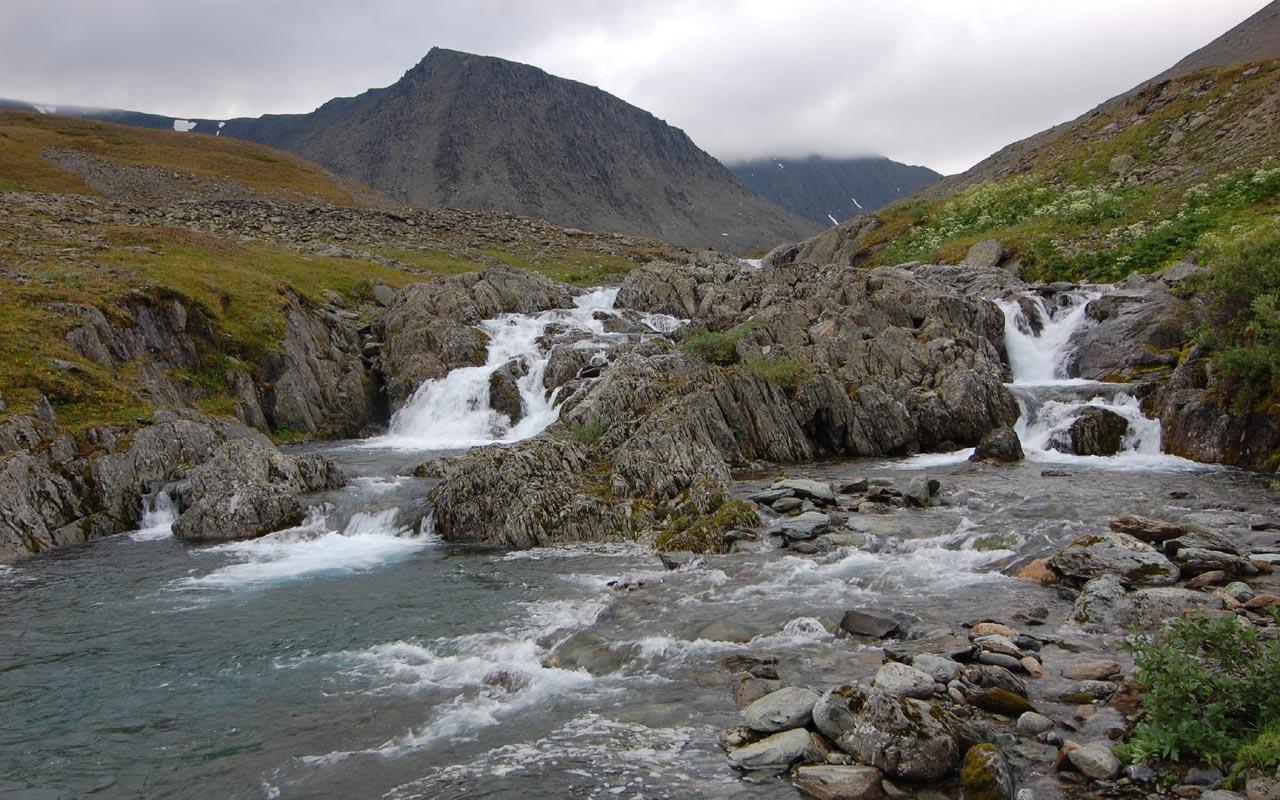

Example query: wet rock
[1067,742,1121,780]
[659,551,697,570]
[1016,712,1054,737]
[793,765,886,800]
[836,478,869,495]
[726,727,822,771]
[960,743,1015,800]
[170,438,346,542]
[1014,559,1058,585]
[745,686,820,733]
[748,488,793,504]
[773,478,836,503]
[1065,407,1129,456]
[734,675,783,708]
[902,476,932,507]
[1170,546,1258,578]
[488,359,527,424]
[1048,530,1180,587]
[1186,570,1229,589]
[970,427,1024,463]
[840,610,908,639]
[773,496,804,513]
[780,512,833,540]
[873,662,935,699]
[812,686,958,783]
[970,687,1035,717]
[1109,514,1190,544]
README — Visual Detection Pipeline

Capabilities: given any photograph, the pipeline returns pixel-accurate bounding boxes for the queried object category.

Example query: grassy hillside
[860,62,1280,283]
[0,112,680,440]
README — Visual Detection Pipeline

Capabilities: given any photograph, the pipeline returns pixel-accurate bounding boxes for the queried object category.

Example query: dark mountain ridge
[5,49,819,250]
[728,155,941,226]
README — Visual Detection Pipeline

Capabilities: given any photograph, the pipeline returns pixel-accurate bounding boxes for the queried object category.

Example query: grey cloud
[0,0,1266,174]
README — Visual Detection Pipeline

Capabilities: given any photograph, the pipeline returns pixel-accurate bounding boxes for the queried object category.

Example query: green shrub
[1233,723,1280,780]
[654,494,758,554]
[679,322,754,366]
[743,355,814,397]
[1193,226,1280,412]
[565,420,605,445]
[1118,613,1280,769]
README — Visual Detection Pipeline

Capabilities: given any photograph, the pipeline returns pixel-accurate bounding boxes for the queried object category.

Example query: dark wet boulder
[970,427,1024,463]
[488,359,528,424]
[1065,407,1129,456]
[171,438,346,542]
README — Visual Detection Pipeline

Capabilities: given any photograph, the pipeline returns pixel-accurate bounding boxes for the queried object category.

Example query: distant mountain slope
[3,49,818,250]
[728,155,940,226]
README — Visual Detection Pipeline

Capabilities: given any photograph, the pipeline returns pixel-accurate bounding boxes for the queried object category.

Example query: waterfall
[129,491,177,541]
[372,288,678,451]
[998,290,1174,464]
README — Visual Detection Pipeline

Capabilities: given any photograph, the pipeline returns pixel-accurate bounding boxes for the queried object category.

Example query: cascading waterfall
[128,491,177,541]
[372,287,678,450]
[997,289,1171,462]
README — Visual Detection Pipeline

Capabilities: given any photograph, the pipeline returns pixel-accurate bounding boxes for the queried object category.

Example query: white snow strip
[172,119,197,132]
[34,104,57,115]
[827,214,839,226]
[851,196,863,209]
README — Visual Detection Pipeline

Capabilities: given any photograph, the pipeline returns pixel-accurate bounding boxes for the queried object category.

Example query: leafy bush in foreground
[1118,613,1280,769]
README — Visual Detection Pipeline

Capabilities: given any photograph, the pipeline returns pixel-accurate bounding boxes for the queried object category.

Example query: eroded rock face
[431,257,1019,550]
[170,438,346,542]
[378,266,574,408]
[0,410,272,562]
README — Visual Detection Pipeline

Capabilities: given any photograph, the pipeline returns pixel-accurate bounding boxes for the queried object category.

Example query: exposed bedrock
[429,257,1021,550]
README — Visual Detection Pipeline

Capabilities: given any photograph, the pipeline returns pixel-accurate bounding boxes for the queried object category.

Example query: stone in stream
[726,727,823,771]
[488,358,527,424]
[970,427,1024,463]
[1109,514,1190,544]
[744,686,820,733]
[1064,406,1129,456]
[969,687,1035,717]
[912,654,963,683]
[960,743,1015,800]
[839,610,909,639]
[1169,546,1258,578]
[772,478,836,503]
[1066,742,1121,780]
[812,686,959,782]
[1048,530,1180,586]
[835,478,869,495]
[780,512,833,540]
[793,765,886,800]
[773,496,804,513]
[902,475,932,507]
[734,675,783,708]
[748,487,793,504]
[873,662,935,699]
[1016,711,1054,737]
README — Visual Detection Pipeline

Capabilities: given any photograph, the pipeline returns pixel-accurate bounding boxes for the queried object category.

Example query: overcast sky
[0,0,1266,174]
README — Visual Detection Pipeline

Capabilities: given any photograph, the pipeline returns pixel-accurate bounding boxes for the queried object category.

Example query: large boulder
[488,359,528,424]
[970,427,1024,463]
[1066,280,1190,382]
[961,743,1015,800]
[726,728,823,771]
[745,686,821,732]
[812,685,959,782]
[1048,531,1180,587]
[171,439,346,542]
[1072,574,1226,627]
[1066,407,1129,456]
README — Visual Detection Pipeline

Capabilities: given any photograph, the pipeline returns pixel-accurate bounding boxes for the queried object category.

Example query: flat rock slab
[794,765,886,800]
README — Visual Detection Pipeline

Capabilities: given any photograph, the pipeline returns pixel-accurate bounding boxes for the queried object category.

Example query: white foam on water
[999,293,1097,384]
[499,541,654,561]
[368,288,680,451]
[128,491,177,541]
[175,508,430,591]
[352,475,411,494]
[382,713,717,799]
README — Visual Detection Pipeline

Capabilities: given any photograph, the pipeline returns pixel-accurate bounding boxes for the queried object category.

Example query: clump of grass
[565,420,605,445]
[743,355,814,397]
[679,322,755,366]
[654,494,758,554]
